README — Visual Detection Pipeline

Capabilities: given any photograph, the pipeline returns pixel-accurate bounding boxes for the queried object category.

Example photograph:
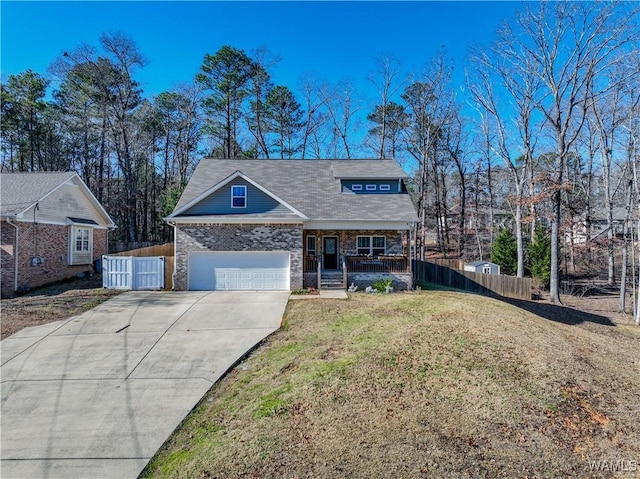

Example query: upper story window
[343,181,397,193]
[231,185,246,208]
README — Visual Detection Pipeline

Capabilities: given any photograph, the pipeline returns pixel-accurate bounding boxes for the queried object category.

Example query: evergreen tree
[264,85,304,158]
[491,228,518,276]
[529,226,552,289]
[196,45,255,158]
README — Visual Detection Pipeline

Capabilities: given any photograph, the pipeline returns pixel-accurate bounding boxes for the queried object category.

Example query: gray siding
[183,178,295,216]
[22,179,110,226]
[341,180,400,194]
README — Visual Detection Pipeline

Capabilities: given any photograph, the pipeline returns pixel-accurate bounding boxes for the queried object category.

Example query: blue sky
[1,1,524,102]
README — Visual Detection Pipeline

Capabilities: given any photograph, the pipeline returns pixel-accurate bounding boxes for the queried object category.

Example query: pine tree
[491,228,518,276]
[529,226,552,289]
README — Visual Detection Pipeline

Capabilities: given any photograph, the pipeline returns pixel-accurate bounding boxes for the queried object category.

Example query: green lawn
[142,291,639,479]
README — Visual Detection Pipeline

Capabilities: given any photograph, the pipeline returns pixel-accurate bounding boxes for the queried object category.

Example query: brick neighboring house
[1,172,115,297]
[166,158,419,291]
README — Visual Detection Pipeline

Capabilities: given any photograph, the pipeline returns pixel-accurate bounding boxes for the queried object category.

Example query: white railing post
[317,257,322,290]
[342,260,347,289]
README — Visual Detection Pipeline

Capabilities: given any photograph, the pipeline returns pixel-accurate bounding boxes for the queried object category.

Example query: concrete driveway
[1,291,289,479]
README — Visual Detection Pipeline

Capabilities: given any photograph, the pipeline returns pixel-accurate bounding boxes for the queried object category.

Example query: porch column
[408,227,413,273]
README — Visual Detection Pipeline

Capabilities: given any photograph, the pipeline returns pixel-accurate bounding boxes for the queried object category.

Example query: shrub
[372,277,393,293]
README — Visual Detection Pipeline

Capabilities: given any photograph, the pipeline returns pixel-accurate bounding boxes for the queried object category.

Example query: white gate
[102,256,165,290]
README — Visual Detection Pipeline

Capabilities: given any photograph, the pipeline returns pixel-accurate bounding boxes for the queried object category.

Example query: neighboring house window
[231,185,246,208]
[69,226,93,265]
[366,184,377,191]
[379,184,391,191]
[75,228,90,252]
[351,184,363,191]
[306,235,317,256]
[357,236,386,256]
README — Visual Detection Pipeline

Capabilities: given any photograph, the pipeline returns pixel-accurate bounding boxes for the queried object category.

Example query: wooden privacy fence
[426,258,465,270]
[413,260,531,300]
[110,243,174,289]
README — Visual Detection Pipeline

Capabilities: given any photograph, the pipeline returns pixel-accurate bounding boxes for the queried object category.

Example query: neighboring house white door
[103,256,165,290]
[188,251,289,291]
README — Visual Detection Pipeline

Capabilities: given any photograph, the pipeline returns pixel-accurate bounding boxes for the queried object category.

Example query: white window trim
[379,184,391,191]
[306,235,317,256]
[351,184,363,191]
[356,235,386,256]
[366,184,377,191]
[231,185,247,209]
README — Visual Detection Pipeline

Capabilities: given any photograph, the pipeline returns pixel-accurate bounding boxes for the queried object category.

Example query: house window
[306,235,316,256]
[75,228,90,252]
[379,184,391,191]
[351,184,363,191]
[356,236,386,256]
[231,185,246,208]
[482,265,492,274]
[366,184,377,191]
[69,226,93,265]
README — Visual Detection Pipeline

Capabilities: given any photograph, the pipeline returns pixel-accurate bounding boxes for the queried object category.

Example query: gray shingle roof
[1,172,76,217]
[173,159,418,223]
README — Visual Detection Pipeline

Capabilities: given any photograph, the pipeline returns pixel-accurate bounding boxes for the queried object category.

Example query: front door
[323,237,338,270]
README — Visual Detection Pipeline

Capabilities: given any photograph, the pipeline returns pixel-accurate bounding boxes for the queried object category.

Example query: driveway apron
[1,291,288,479]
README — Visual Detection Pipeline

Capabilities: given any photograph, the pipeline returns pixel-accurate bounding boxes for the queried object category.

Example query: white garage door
[188,251,290,291]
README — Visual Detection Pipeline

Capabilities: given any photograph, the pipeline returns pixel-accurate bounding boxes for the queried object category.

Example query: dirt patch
[1,274,121,339]
[142,291,640,479]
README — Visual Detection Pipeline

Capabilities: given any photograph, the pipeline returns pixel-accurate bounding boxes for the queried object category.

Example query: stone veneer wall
[1,223,107,297]
[303,272,318,289]
[347,272,412,291]
[174,223,303,291]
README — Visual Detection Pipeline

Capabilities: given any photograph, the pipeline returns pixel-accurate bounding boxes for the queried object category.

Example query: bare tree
[468,44,539,277]
[498,2,640,303]
[367,55,406,159]
[401,53,457,258]
[317,79,362,159]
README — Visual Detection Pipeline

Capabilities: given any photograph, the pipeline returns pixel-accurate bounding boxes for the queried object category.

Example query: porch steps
[320,271,345,290]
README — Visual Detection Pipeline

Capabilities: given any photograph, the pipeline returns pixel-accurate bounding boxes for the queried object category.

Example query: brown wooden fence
[426,258,466,270]
[110,243,174,289]
[413,260,531,300]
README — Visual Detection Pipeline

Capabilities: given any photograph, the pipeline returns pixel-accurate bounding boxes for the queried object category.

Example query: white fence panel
[103,256,164,290]
[133,257,165,290]
[103,256,133,289]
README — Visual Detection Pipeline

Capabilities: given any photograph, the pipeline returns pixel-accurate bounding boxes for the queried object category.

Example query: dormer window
[379,184,391,191]
[231,185,246,208]
[366,184,377,191]
[351,184,363,191]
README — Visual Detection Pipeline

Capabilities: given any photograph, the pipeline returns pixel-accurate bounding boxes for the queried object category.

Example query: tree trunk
[550,186,562,304]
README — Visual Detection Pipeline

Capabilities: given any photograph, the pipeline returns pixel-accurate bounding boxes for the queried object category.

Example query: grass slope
[143,291,639,479]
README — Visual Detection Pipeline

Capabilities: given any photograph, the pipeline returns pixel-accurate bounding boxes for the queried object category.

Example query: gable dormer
[168,171,307,220]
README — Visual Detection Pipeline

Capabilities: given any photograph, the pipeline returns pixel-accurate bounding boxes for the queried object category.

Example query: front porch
[302,229,412,290]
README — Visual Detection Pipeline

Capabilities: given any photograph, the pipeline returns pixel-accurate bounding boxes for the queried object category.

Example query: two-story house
[166,158,419,291]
